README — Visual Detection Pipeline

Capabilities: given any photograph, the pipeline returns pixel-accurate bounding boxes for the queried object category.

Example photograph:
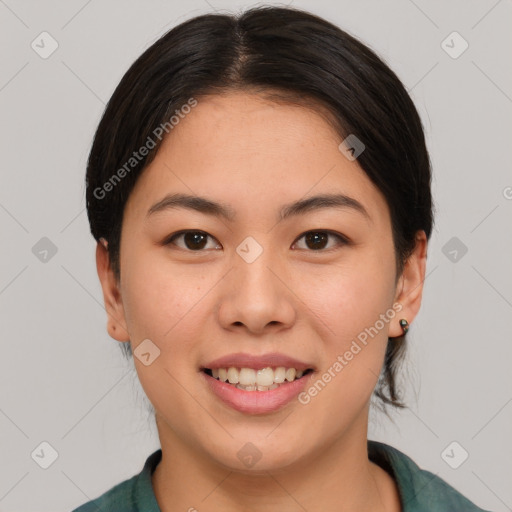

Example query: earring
[399,318,409,335]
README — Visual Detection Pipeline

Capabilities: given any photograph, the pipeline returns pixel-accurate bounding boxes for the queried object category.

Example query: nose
[216,244,296,335]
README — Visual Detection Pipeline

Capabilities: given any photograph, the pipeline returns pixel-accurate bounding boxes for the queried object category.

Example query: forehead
[124,91,390,227]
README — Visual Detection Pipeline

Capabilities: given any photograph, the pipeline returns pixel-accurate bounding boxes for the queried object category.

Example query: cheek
[121,253,210,347]
[295,253,396,409]
[120,260,212,416]
[300,254,396,346]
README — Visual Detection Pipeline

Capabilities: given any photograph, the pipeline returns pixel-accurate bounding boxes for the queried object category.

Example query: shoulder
[70,449,162,512]
[71,475,138,511]
[368,440,494,512]
[71,473,140,512]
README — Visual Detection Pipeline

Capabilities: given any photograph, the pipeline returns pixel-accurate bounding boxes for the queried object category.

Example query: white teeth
[237,384,256,391]
[239,368,256,386]
[285,368,296,381]
[256,367,274,387]
[227,367,239,384]
[208,366,309,390]
[274,367,286,383]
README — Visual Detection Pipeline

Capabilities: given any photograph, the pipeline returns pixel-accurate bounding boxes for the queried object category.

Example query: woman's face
[98,91,426,472]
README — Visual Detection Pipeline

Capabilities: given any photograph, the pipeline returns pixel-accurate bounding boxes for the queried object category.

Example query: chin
[203,436,309,474]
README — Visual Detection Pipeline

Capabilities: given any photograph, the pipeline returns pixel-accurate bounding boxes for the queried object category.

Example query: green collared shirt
[72,440,493,511]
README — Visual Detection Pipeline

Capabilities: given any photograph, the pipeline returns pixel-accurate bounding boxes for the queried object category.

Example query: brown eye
[164,231,220,251]
[293,231,349,251]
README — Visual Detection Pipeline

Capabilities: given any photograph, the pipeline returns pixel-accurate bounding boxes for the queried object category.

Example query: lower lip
[201,371,312,414]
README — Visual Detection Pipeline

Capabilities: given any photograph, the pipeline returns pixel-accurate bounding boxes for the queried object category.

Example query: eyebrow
[146,192,371,223]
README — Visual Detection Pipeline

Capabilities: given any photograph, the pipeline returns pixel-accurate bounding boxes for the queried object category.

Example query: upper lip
[202,352,314,372]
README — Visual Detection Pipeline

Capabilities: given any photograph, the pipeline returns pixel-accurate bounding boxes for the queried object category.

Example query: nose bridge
[217,235,296,332]
[234,236,282,299]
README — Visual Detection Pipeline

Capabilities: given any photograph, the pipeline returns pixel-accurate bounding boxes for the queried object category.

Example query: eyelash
[163,230,350,252]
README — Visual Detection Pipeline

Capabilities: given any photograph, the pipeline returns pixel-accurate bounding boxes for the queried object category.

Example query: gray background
[0,0,511,510]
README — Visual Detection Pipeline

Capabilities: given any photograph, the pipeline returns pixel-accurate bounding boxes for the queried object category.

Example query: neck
[151,414,401,512]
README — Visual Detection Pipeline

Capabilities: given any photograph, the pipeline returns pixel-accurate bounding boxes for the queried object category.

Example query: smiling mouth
[202,366,314,391]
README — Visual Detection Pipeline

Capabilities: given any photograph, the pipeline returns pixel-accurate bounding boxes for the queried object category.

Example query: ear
[388,230,428,338]
[95,238,130,342]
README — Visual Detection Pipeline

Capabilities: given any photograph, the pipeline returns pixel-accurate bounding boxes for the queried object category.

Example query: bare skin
[96,91,427,511]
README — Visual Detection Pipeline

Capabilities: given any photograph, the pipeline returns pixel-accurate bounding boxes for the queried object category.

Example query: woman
[73,5,492,511]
